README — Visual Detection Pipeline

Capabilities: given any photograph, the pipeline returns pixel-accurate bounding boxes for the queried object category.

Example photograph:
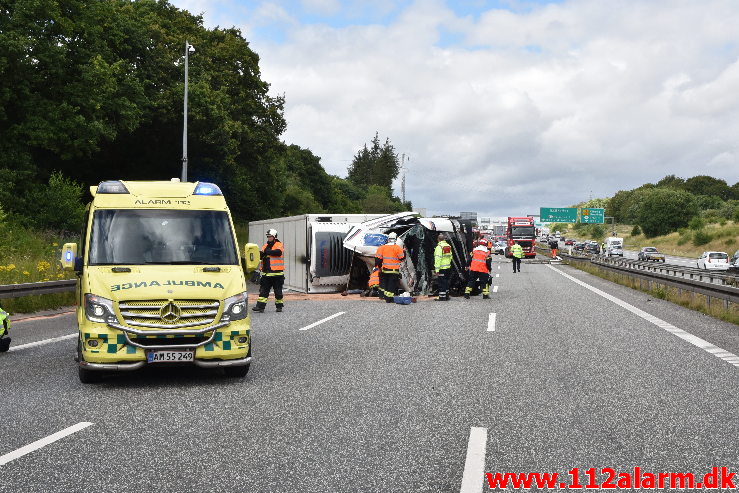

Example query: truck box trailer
[248,214,384,293]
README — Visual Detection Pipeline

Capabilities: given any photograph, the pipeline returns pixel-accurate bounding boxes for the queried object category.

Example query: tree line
[0,0,408,234]
[577,175,739,238]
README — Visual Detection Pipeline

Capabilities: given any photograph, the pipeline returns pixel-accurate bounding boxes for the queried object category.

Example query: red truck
[505,217,537,258]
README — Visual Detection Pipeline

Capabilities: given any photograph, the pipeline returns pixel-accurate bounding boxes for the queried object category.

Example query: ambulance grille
[118,299,220,329]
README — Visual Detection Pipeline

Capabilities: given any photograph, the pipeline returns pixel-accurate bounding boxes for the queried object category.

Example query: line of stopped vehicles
[541,235,739,272]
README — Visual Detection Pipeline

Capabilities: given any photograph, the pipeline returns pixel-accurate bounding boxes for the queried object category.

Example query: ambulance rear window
[88,209,238,265]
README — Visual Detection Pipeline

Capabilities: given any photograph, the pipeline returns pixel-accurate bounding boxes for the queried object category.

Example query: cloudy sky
[170,0,739,219]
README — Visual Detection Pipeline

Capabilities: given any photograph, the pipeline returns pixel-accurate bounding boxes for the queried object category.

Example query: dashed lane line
[0,422,93,466]
[460,426,488,493]
[549,265,739,369]
[9,333,77,352]
[492,286,499,293]
[487,313,496,332]
[299,312,345,331]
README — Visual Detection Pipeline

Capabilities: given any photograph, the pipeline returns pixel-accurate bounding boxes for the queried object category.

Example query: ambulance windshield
[88,209,238,265]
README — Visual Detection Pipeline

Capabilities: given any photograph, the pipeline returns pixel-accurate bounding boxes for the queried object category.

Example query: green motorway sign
[540,207,578,223]
[580,208,605,224]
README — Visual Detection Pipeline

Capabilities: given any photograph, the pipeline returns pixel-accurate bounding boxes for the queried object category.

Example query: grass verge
[567,259,739,325]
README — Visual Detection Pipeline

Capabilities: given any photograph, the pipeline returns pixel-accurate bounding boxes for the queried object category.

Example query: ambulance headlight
[223,292,247,321]
[85,294,116,323]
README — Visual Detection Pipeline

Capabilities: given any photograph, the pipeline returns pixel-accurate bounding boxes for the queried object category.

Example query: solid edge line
[299,312,345,331]
[0,422,93,466]
[9,333,77,352]
[487,313,496,332]
[460,426,488,493]
[548,265,739,369]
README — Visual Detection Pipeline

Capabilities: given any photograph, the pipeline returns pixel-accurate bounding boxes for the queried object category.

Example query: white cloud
[172,0,739,216]
[300,0,341,16]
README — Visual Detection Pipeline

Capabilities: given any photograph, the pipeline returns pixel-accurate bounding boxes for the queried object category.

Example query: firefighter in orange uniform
[465,240,491,299]
[375,232,405,303]
[252,229,285,313]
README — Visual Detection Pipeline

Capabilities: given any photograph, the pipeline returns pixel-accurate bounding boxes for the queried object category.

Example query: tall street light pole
[182,41,194,182]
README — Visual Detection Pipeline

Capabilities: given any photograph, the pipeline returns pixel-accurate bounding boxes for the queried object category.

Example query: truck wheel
[224,364,250,378]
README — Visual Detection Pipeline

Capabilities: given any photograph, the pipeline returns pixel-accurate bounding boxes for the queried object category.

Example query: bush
[630,225,641,236]
[23,172,85,233]
[688,216,704,230]
[693,230,713,246]
[733,208,739,223]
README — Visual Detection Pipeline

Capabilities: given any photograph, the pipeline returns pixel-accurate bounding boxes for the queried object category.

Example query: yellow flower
[37,261,51,272]
[0,266,5,272]
[23,271,29,275]
[6,264,15,271]
[57,273,64,278]
[52,242,58,247]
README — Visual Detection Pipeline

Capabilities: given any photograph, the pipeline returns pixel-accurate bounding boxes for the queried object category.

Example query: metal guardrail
[0,279,76,299]
[560,253,739,306]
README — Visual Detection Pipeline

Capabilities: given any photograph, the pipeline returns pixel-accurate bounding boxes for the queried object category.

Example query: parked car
[492,241,506,255]
[564,239,574,245]
[607,245,624,257]
[697,251,730,270]
[584,242,600,255]
[573,242,585,252]
[637,247,665,262]
[730,250,739,271]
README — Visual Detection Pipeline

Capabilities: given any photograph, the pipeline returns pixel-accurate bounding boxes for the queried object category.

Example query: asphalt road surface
[2,261,738,492]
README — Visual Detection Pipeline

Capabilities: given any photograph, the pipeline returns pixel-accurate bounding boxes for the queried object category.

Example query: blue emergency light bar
[65,250,73,261]
[97,180,129,194]
[193,182,222,196]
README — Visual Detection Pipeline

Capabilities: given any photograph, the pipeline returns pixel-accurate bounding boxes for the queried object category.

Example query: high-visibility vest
[434,241,453,271]
[261,240,284,272]
[368,268,380,287]
[376,243,404,271]
[470,247,489,273]
[511,243,524,259]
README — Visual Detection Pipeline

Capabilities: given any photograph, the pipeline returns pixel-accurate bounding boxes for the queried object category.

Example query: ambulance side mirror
[61,243,78,271]
[243,243,260,273]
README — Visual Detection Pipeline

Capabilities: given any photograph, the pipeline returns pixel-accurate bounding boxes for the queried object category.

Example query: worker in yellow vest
[433,233,453,301]
[510,242,524,273]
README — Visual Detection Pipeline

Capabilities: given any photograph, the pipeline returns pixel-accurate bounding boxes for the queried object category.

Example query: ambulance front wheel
[77,340,103,384]
[224,364,250,378]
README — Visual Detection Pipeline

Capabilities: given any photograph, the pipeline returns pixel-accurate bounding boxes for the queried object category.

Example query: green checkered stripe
[83,332,138,355]
[203,329,250,352]
[83,328,250,354]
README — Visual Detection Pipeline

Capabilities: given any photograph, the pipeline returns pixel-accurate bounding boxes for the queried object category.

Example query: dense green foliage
[604,175,739,238]
[0,0,407,235]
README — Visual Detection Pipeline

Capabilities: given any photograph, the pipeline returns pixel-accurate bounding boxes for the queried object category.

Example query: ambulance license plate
[146,350,194,363]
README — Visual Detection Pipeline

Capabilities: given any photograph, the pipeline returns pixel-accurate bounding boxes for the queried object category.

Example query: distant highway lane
[2,262,738,492]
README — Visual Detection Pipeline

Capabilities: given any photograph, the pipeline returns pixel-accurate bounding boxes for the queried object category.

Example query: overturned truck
[342,212,476,297]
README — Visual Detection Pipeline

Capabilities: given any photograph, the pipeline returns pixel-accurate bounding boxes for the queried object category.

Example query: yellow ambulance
[61,180,259,383]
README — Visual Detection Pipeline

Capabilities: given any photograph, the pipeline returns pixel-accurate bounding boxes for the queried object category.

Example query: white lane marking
[487,313,496,332]
[299,312,345,331]
[497,265,500,270]
[492,285,499,293]
[549,265,739,369]
[9,333,77,352]
[495,274,499,278]
[460,426,488,493]
[0,422,93,466]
